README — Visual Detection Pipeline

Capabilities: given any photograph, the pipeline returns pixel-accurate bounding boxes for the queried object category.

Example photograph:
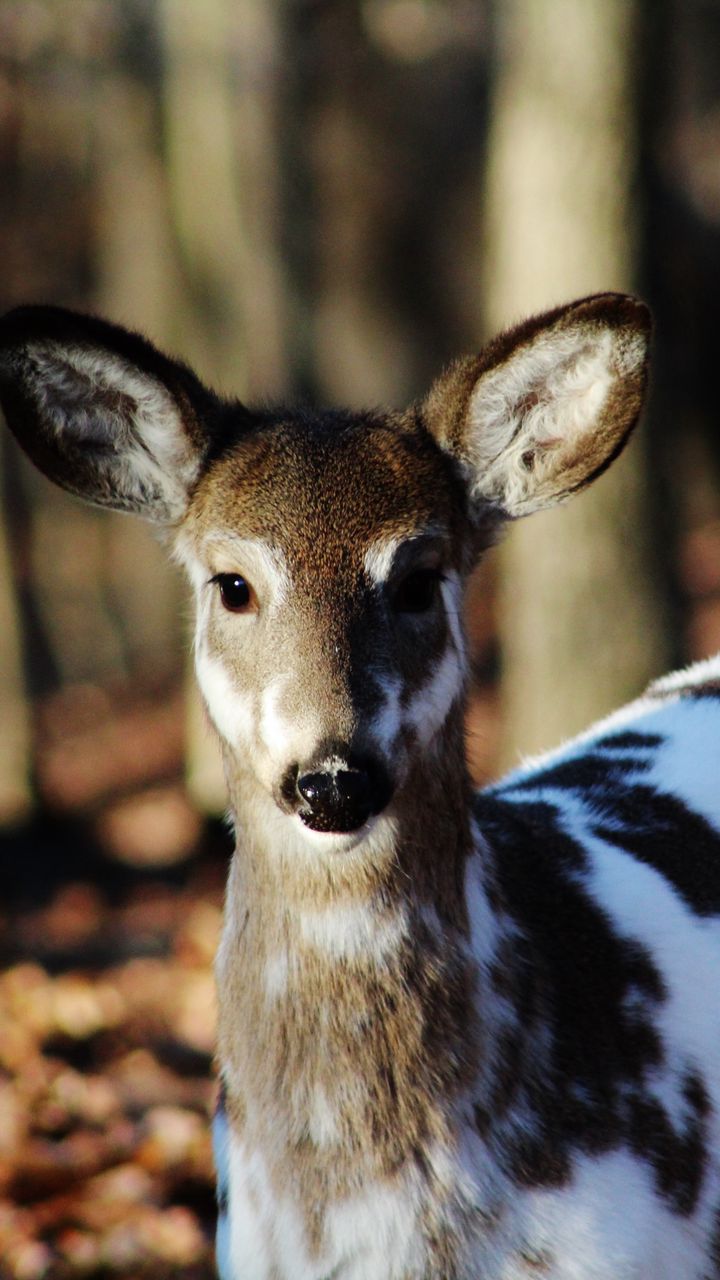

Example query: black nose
[296,766,383,834]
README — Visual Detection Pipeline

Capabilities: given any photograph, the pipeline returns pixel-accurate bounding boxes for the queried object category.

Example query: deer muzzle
[283,756,393,834]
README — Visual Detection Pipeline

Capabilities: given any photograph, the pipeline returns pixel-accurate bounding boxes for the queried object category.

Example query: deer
[1,293,720,1279]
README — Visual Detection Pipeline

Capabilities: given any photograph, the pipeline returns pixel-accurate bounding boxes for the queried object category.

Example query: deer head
[0,296,650,855]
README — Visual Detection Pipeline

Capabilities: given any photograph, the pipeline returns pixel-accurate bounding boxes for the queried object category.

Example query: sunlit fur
[8,294,720,1278]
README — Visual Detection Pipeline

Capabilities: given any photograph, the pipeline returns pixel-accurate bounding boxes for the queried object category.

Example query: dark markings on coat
[647,679,720,704]
[591,785,720,917]
[473,792,709,1213]
[507,732,659,797]
[625,1071,709,1215]
[505,730,720,917]
[594,730,665,751]
[684,682,720,700]
[705,1201,720,1278]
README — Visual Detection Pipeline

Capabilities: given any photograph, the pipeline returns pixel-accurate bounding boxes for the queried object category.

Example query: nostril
[297,771,336,809]
[335,770,374,812]
[296,766,380,834]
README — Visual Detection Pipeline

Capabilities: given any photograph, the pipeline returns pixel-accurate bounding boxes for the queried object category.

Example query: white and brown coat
[2,295,719,1279]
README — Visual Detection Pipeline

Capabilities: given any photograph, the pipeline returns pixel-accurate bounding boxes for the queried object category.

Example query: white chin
[291,812,379,850]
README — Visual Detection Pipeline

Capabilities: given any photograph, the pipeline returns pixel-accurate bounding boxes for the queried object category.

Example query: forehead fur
[185,406,467,564]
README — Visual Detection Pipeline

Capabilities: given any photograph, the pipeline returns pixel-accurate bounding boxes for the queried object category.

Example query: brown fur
[0,293,653,1276]
[215,702,481,1252]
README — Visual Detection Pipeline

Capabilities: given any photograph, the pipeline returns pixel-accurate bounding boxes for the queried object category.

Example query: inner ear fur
[423,293,652,522]
[0,305,217,522]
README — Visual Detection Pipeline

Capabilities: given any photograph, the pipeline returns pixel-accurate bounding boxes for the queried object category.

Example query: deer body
[209,655,720,1280]
[2,295,720,1278]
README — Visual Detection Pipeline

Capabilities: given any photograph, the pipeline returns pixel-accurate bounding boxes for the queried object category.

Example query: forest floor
[0,809,229,1280]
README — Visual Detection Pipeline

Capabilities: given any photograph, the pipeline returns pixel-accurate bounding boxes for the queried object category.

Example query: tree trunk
[159,0,287,811]
[93,69,184,694]
[483,0,673,768]
[0,439,31,825]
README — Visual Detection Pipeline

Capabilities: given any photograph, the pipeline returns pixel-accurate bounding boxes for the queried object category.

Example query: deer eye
[212,573,255,613]
[392,568,443,614]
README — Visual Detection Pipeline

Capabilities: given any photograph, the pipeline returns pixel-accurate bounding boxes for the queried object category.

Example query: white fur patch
[403,642,464,746]
[440,570,466,661]
[213,1104,233,1280]
[308,1083,341,1147]
[220,1123,453,1279]
[173,539,208,595]
[519,1147,711,1279]
[195,647,254,747]
[369,673,402,755]
[298,900,407,961]
[24,340,198,519]
[363,536,403,586]
[363,530,446,587]
[324,1174,426,1279]
[263,950,290,1000]
[225,1135,278,1279]
[259,676,293,761]
[400,572,466,747]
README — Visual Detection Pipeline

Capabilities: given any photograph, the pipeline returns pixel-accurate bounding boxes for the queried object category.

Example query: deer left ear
[423,293,651,522]
[0,305,217,523]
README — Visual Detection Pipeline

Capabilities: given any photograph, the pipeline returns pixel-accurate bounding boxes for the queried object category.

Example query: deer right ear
[423,293,652,524]
[0,306,216,523]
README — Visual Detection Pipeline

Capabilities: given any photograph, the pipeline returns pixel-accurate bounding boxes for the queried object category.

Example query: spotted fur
[4,293,718,1278]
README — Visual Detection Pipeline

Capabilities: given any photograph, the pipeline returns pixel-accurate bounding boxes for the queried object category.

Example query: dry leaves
[0,852,224,1280]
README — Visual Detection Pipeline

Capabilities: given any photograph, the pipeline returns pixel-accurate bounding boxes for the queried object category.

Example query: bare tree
[483,0,673,766]
[0,439,30,824]
[159,0,288,810]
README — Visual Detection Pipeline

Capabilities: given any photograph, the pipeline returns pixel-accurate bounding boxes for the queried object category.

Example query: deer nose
[295,765,383,834]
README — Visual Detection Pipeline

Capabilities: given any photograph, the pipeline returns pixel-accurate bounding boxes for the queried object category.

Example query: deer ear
[424,293,651,522]
[0,305,217,523]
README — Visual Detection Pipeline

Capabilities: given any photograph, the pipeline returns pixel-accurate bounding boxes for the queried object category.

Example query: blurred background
[0,0,719,1275]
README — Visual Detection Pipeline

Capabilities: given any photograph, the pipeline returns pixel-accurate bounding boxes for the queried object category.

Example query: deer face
[0,294,651,842]
[177,411,469,837]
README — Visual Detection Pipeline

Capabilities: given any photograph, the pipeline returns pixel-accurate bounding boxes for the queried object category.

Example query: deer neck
[215,709,487,1186]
